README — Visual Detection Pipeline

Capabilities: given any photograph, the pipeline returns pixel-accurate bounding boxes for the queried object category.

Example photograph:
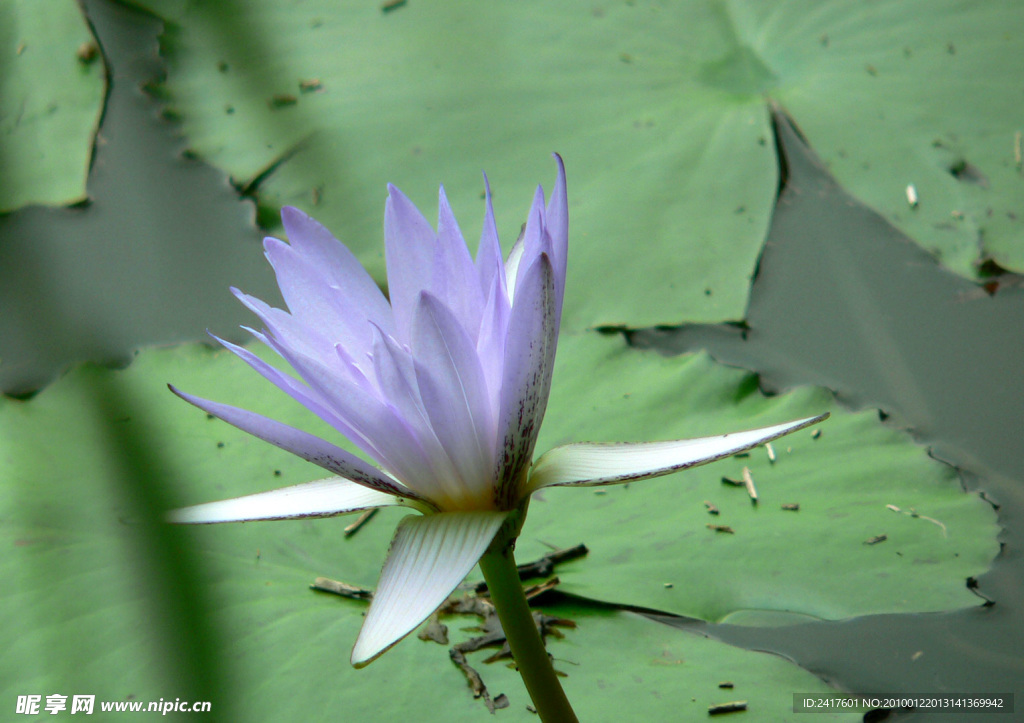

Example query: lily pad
[520,331,999,621]
[0,0,105,211]
[1,341,867,719]
[213,598,868,721]
[134,0,1023,329]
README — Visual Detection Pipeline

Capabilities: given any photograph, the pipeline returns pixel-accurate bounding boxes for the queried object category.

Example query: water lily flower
[170,155,827,677]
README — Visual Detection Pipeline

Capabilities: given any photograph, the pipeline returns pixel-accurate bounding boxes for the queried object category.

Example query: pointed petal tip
[262,235,288,256]
[168,383,208,409]
[550,153,566,192]
[350,641,392,668]
[279,205,304,224]
[206,330,250,355]
[791,411,829,430]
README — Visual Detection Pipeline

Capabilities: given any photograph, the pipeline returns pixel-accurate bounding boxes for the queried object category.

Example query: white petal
[526,413,829,492]
[168,477,405,524]
[351,511,508,667]
[504,236,526,301]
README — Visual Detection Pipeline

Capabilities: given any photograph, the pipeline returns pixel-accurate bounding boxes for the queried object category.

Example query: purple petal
[212,333,357,440]
[369,325,465,504]
[280,206,392,323]
[262,236,387,359]
[369,325,430,429]
[212,332,426,489]
[385,184,437,344]
[474,174,508,306]
[168,384,423,502]
[231,288,338,373]
[493,253,557,509]
[475,273,510,419]
[544,153,568,320]
[505,188,550,302]
[433,186,483,337]
[263,335,441,491]
[412,293,496,508]
[515,187,551,287]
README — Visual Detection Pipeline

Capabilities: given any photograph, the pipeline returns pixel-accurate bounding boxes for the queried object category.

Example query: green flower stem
[478,531,579,723]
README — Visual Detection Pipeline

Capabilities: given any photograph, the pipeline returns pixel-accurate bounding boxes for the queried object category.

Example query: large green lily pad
[0,0,105,212]
[2,340,874,719]
[520,331,998,621]
[133,0,1023,329]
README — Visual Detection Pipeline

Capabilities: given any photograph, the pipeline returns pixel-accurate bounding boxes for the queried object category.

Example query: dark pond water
[3,0,1020,720]
[634,114,1024,718]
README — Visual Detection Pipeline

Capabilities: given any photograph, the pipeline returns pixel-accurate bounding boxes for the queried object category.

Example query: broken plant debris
[312,544,582,713]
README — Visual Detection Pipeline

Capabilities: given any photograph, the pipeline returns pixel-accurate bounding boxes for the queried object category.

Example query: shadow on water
[633,108,1024,719]
[0,0,278,396]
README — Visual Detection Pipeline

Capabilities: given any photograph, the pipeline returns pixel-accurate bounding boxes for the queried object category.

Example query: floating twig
[742,466,758,504]
[344,508,378,537]
[310,577,373,600]
[475,543,587,592]
[906,183,919,209]
[709,700,748,715]
[886,504,948,536]
[449,647,509,713]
